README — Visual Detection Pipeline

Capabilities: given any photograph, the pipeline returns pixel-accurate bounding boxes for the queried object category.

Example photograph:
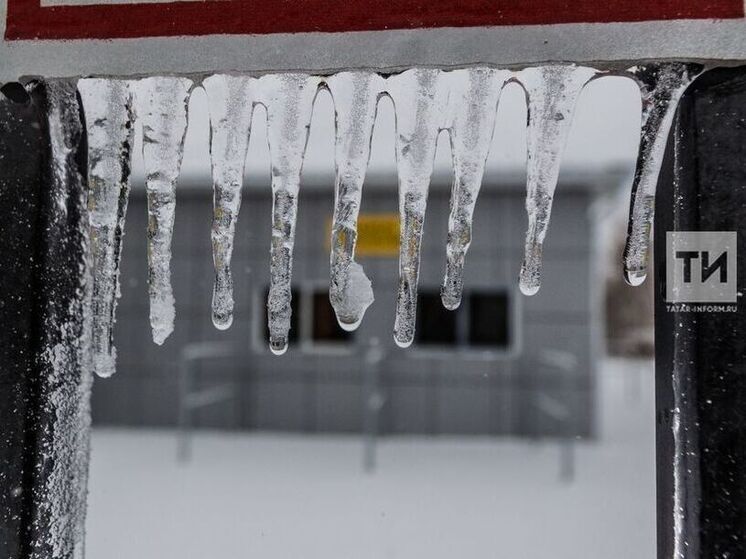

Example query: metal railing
[361,338,386,472]
[177,341,241,462]
[530,349,580,483]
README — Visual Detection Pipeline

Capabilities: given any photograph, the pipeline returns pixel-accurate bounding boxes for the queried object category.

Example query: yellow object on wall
[326,213,400,257]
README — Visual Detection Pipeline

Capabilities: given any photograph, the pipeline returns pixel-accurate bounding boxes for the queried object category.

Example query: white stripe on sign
[40,0,219,6]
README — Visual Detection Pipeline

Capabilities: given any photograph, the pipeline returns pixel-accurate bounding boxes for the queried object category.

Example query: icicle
[326,72,383,331]
[134,77,193,345]
[440,68,509,310]
[622,63,703,286]
[77,79,135,378]
[388,69,446,348]
[203,75,256,330]
[516,65,596,296]
[259,73,320,355]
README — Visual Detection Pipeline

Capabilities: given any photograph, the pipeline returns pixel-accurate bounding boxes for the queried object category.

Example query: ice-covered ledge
[1,14,746,81]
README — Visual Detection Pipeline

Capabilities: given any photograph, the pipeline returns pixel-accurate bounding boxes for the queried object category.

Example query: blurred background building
[84,76,657,559]
[90,76,651,438]
[95,169,616,439]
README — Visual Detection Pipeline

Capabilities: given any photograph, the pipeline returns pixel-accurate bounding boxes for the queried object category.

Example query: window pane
[468,292,509,347]
[416,291,457,345]
[312,292,353,343]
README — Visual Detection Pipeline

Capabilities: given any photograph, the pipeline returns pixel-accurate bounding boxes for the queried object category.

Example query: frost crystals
[204,75,255,330]
[622,63,703,286]
[78,79,135,378]
[135,77,193,345]
[516,65,596,296]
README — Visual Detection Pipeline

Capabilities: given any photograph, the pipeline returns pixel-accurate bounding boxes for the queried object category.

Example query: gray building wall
[92,173,604,438]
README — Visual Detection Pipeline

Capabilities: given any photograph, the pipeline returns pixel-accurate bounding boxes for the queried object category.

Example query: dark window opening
[468,292,510,348]
[416,291,458,345]
[312,291,353,343]
[415,289,510,349]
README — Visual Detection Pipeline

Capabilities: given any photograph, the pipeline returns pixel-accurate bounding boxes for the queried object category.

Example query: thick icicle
[388,69,446,348]
[259,74,319,355]
[135,77,193,345]
[440,68,509,310]
[203,75,256,330]
[326,72,383,331]
[516,65,596,296]
[77,79,135,378]
[622,63,702,286]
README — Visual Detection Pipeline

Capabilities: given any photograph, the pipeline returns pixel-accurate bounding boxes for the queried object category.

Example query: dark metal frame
[0,81,91,559]
[654,65,746,559]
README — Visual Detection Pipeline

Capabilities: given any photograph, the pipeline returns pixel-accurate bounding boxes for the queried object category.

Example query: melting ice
[622,63,703,286]
[326,72,382,331]
[515,65,597,296]
[78,78,135,378]
[260,73,320,355]
[440,68,510,310]
[204,75,256,330]
[388,67,513,346]
[74,61,703,364]
[134,76,193,345]
[387,69,445,348]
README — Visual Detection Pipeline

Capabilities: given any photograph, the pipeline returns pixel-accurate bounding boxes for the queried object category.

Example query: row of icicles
[77,62,703,378]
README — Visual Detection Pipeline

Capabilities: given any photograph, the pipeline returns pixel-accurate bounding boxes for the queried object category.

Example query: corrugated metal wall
[93,178,601,438]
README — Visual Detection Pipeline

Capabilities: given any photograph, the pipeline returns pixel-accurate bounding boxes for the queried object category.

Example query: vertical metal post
[0,80,92,559]
[177,358,193,463]
[362,338,384,473]
[655,66,746,559]
[559,436,575,484]
[176,342,238,462]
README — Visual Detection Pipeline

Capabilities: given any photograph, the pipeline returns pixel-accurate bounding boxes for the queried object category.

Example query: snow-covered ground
[86,359,655,559]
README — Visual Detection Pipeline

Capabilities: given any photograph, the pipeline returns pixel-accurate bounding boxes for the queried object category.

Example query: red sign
[6,0,744,41]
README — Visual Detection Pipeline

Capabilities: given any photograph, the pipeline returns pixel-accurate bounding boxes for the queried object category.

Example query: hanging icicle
[78,78,135,378]
[259,73,320,355]
[73,63,710,359]
[134,76,193,345]
[622,63,703,287]
[388,68,446,348]
[515,65,596,296]
[326,72,383,331]
[203,75,256,330]
[440,68,509,310]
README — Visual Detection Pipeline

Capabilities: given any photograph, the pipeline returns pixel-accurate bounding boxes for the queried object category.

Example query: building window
[468,292,510,348]
[262,287,300,345]
[415,289,511,350]
[416,291,458,345]
[311,291,353,343]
